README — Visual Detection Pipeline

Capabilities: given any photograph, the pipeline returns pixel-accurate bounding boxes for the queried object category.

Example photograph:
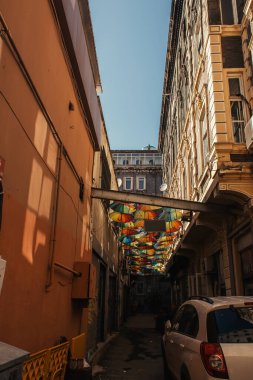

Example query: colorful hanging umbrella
[138,248,155,255]
[134,210,159,220]
[110,202,136,214]
[165,220,182,232]
[154,241,173,249]
[157,235,176,243]
[109,212,134,223]
[159,208,183,221]
[114,221,135,228]
[134,220,145,228]
[121,228,138,236]
[137,204,163,211]
[120,236,134,245]
[135,235,157,243]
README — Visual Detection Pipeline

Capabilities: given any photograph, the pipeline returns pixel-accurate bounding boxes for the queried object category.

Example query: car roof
[184,296,253,311]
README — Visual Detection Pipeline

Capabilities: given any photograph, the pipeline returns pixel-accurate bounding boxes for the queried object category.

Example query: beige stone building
[159,0,253,305]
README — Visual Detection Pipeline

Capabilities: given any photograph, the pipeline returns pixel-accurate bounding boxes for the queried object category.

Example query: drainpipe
[46,144,62,290]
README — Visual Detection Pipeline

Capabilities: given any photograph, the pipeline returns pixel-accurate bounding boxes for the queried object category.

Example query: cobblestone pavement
[93,314,164,380]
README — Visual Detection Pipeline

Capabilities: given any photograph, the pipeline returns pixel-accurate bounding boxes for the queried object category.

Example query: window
[200,108,209,167]
[136,159,142,165]
[221,37,244,68]
[172,305,199,338]
[136,176,146,190]
[221,0,234,24]
[207,307,253,343]
[122,159,128,165]
[123,177,133,191]
[149,159,154,165]
[208,0,244,25]
[228,77,246,143]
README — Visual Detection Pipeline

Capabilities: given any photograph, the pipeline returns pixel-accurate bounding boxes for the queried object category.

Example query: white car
[162,296,253,380]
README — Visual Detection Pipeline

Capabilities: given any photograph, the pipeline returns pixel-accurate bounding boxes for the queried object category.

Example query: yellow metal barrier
[22,342,69,380]
[47,342,69,380]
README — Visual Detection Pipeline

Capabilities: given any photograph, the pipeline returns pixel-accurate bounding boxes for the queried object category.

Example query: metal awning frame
[91,188,231,214]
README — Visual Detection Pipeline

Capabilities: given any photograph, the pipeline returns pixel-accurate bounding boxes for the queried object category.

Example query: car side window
[173,304,199,338]
[171,306,185,332]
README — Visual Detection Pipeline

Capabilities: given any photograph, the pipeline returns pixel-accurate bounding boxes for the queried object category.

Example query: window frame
[226,73,247,143]
[172,304,199,338]
[136,176,146,191]
[220,0,238,24]
[123,176,133,191]
[200,106,210,168]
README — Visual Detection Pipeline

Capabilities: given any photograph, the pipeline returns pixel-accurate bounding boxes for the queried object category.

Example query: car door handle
[179,343,184,348]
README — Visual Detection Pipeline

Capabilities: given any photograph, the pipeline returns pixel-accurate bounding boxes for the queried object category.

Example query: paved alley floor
[93,314,164,380]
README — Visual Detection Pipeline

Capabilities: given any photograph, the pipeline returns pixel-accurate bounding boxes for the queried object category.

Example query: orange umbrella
[121,228,138,235]
[109,212,133,223]
[139,248,155,255]
[157,235,176,243]
[165,220,182,232]
[134,220,145,228]
[137,204,163,211]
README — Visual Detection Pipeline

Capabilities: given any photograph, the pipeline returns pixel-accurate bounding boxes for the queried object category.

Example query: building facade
[159,0,253,305]
[0,0,104,356]
[112,147,163,195]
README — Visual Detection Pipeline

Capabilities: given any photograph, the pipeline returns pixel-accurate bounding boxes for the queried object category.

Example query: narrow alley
[93,314,164,380]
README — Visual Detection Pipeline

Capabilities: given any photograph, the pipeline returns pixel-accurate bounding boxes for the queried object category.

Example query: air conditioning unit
[244,116,253,150]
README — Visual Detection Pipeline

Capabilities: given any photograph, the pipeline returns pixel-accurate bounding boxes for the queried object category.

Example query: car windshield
[207,307,253,343]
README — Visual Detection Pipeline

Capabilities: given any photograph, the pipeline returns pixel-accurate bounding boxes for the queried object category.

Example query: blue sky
[89,0,171,150]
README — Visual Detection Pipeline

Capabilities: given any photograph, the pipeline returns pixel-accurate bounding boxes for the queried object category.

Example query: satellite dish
[160,183,167,192]
[117,178,122,187]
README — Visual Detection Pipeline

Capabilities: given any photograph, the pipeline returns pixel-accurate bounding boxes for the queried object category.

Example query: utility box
[0,341,29,380]
[72,262,96,300]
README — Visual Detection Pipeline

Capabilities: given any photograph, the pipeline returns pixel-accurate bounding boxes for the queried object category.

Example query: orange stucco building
[0,0,103,353]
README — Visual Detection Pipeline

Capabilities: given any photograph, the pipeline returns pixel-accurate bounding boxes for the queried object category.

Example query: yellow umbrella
[134,210,158,220]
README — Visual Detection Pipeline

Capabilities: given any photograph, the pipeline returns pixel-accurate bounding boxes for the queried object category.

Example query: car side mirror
[165,320,172,333]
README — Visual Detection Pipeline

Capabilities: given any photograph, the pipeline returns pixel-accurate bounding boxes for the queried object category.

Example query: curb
[90,331,120,366]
